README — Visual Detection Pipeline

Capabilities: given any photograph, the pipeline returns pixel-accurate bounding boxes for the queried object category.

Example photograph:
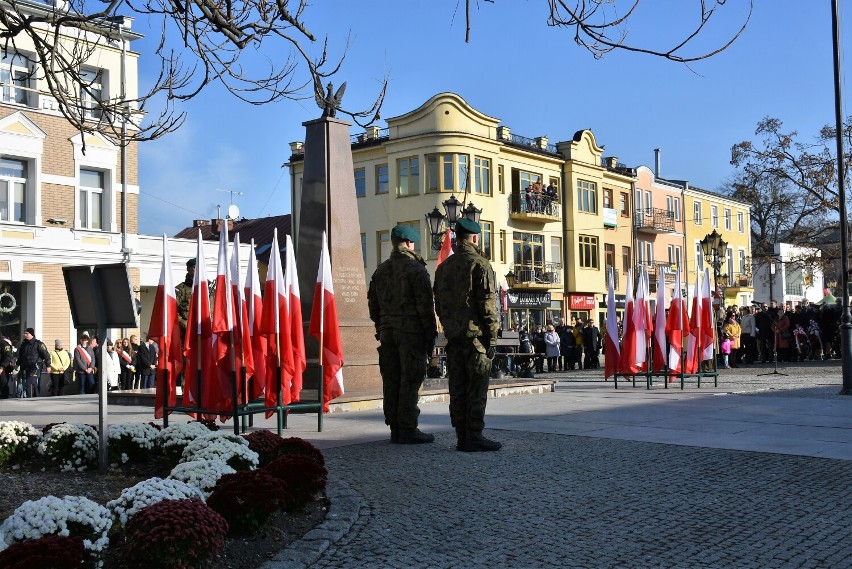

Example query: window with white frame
[473,156,491,195]
[377,230,390,262]
[666,196,681,220]
[737,211,744,232]
[79,68,103,120]
[0,158,27,223]
[481,220,493,259]
[1,52,31,106]
[397,157,419,197]
[738,249,746,275]
[79,169,105,230]
[724,208,732,230]
[711,205,719,228]
[694,201,703,225]
[726,247,734,279]
[695,242,704,270]
[375,164,388,194]
[667,245,682,269]
[637,239,653,265]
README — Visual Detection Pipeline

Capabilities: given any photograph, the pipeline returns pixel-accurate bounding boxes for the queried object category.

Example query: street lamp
[425,207,446,251]
[424,195,484,251]
[700,229,728,304]
[505,270,517,288]
[463,202,482,224]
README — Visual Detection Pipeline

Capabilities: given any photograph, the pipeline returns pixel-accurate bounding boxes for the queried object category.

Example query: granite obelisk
[295,116,380,395]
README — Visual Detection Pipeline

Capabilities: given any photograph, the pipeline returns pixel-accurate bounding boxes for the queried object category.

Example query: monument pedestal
[295,117,381,397]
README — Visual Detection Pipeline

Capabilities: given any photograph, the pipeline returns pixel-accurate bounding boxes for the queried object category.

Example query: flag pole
[318,232,326,421]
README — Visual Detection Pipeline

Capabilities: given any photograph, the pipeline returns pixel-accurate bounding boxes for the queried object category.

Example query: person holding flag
[434,218,501,452]
[309,231,345,412]
[147,235,183,419]
[368,225,437,444]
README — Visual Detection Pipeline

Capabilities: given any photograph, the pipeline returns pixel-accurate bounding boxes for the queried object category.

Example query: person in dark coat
[16,328,50,398]
[582,320,601,369]
[560,325,576,370]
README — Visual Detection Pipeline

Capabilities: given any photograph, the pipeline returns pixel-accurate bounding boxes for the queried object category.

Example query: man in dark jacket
[434,218,501,452]
[368,225,438,444]
[582,320,601,369]
[0,333,16,398]
[17,327,50,398]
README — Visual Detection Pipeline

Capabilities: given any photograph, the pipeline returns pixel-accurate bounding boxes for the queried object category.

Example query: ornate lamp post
[700,229,728,306]
[425,195,483,251]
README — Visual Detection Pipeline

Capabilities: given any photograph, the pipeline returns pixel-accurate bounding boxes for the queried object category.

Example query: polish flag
[618,269,636,374]
[652,267,667,373]
[436,229,454,268]
[665,269,691,374]
[183,231,215,415]
[228,232,255,402]
[147,235,182,419]
[260,229,294,411]
[211,221,238,414]
[285,234,306,402]
[309,231,345,412]
[701,269,715,363]
[685,271,703,374]
[632,266,649,372]
[245,239,267,400]
[604,267,620,380]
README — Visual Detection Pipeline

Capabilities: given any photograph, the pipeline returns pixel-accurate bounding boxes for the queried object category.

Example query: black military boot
[397,429,435,444]
[455,428,466,451]
[390,427,400,444]
[460,432,502,452]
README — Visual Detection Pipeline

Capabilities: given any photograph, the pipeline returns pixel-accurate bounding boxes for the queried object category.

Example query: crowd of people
[716,298,842,366]
[503,318,602,374]
[0,329,160,399]
[521,178,559,215]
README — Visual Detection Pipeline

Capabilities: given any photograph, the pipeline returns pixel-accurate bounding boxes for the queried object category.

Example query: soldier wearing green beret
[368,225,438,444]
[433,218,501,452]
[175,258,196,341]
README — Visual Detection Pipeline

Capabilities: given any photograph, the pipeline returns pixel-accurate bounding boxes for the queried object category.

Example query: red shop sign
[569,294,596,310]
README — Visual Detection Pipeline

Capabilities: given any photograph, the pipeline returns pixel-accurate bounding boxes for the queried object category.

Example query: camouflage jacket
[175,276,192,331]
[433,239,499,348]
[368,246,437,337]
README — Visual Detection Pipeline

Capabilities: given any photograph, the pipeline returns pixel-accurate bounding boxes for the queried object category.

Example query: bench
[429,331,544,379]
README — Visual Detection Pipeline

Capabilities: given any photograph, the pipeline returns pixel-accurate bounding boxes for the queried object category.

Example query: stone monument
[295,115,380,395]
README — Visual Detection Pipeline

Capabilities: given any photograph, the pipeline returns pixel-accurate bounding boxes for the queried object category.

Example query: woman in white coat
[102,339,121,391]
[543,324,561,373]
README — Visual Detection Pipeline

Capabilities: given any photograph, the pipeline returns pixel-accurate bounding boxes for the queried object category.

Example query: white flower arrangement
[180,434,258,471]
[0,495,112,564]
[168,458,236,497]
[181,431,248,457]
[107,423,159,465]
[107,477,204,527]
[37,423,98,472]
[157,422,211,457]
[0,421,40,466]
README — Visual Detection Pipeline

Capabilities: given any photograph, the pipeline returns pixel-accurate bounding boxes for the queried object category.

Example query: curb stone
[258,476,364,569]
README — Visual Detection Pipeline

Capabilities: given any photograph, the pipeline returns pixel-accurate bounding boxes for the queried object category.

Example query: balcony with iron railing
[509,188,561,222]
[509,262,562,289]
[634,207,676,233]
[636,262,678,290]
[728,272,753,288]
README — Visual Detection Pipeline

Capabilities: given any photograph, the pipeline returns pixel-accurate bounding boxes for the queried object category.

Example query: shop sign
[507,291,552,308]
[569,294,596,310]
[603,207,618,227]
[599,294,626,309]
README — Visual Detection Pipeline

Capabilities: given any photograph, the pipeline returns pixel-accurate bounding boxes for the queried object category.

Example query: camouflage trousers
[378,329,429,432]
[444,339,491,435]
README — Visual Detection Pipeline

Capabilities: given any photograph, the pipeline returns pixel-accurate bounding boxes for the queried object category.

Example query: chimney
[604,156,619,169]
[497,126,511,141]
[367,126,381,140]
[289,141,304,154]
[654,148,661,178]
[193,219,209,227]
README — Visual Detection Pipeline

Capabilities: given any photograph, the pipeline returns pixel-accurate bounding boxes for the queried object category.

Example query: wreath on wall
[0,292,16,315]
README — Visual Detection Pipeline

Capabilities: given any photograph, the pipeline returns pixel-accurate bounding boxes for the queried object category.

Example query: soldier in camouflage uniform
[434,218,501,452]
[175,258,195,341]
[368,225,437,444]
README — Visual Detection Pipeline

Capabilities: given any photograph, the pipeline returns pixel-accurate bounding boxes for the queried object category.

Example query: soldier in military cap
[175,258,196,340]
[433,218,501,452]
[368,225,437,444]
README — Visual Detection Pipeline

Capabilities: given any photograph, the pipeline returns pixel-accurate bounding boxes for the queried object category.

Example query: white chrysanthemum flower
[180,436,258,471]
[0,421,40,467]
[157,422,211,456]
[107,477,204,526]
[38,423,98,472]
[168,458,235,497]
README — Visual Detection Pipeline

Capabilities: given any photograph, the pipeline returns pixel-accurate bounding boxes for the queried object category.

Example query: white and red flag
[701,269,715,363]
[436,229,454,268]
[618,269,636,374]
[652,267,667,373]
[604,267,620,381]
[632,266,650,372]
[226,232,255,402]
[285,234,306,402]
[147,235,182,419]
[309,231,345,412]
[245,239,268,400]
[260,229,294,411]
[183,231,216,414]
[665,269,691,374]
[211,221,238,414]
[685,271,703,374]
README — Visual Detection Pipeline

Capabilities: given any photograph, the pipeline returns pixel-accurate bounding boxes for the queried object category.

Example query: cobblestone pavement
[261,361,852,569]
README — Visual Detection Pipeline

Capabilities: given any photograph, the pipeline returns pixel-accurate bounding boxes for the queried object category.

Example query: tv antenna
[217,188,244,205]
[217,188,243,219]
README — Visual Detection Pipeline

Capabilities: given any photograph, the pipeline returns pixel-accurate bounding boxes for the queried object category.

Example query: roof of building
[173,214,292,263]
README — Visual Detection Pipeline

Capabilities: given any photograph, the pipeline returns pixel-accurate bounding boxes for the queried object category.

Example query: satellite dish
[228,204,240,219]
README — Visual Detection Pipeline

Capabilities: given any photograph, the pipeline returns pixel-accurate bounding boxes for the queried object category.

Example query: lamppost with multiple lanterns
[700,229,728,307]
[425,195,482,251]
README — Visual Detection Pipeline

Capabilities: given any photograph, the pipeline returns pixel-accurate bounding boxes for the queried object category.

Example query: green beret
[186,258,196,267]
[454,218,481,235]
[390,225,419,242]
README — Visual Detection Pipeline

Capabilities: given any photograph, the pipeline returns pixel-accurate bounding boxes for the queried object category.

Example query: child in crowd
[721,334,733,369]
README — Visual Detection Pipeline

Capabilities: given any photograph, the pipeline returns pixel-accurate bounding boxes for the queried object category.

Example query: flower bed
[38,423,99,472]
[156,422,212,460]
[0,421,40,467]
[180,434,259,471]
[107,477,204,527]
[263,453,328,511]
[0,535,85,569]
[168,458,235,498]
[206,470,292,535]
[107,423,159,466]
[0,495,112,567]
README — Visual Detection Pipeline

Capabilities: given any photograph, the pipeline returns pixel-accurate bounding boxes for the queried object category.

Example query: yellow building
[287,93,646,329]
[683,186,753,307]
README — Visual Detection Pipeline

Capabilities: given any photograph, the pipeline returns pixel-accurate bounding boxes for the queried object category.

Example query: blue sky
[133,1,852,236]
